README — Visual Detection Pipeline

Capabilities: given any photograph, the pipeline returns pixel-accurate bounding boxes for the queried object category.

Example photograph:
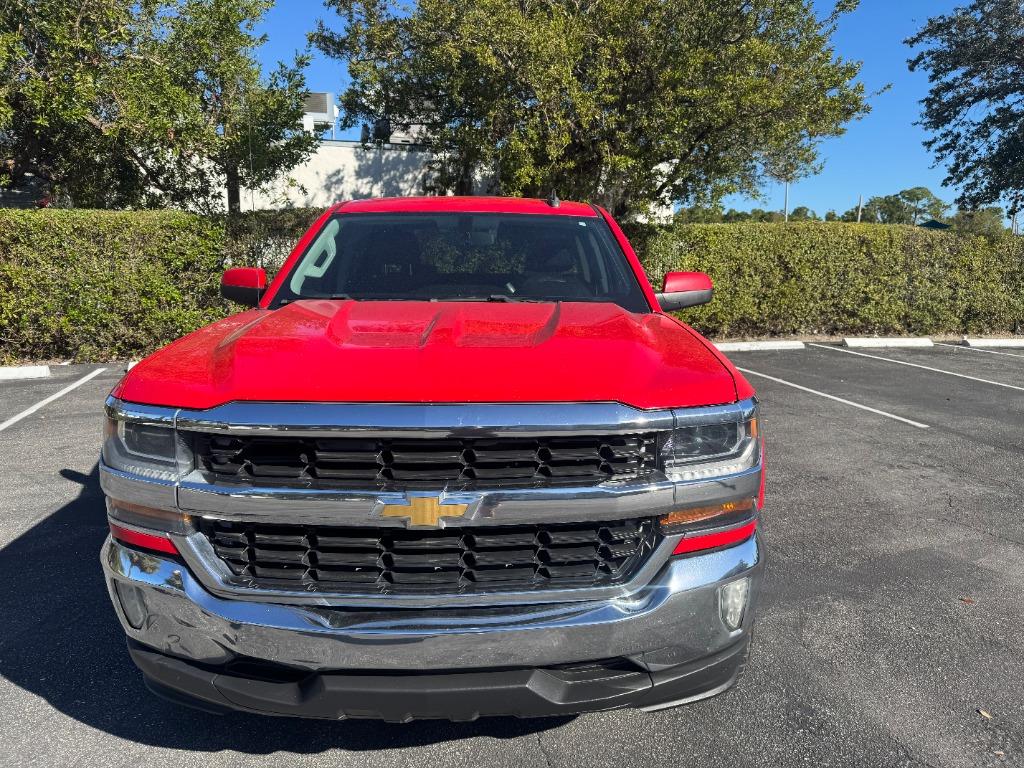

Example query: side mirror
[220,267,267,307]
[656,271,713,312]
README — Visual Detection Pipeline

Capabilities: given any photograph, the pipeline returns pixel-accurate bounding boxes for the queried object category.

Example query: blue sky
[256,0,964,216]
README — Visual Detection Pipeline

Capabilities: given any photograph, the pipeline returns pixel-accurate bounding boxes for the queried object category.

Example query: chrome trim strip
[672,397,758,427]
[176,473,690,526]
[104,396,177,426]
[172,401,677,437]
[99,461,179,511]
[107,396,757,435]
[174,467,761,527]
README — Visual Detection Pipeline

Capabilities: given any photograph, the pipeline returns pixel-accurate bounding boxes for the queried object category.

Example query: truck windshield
[270,213,651,312]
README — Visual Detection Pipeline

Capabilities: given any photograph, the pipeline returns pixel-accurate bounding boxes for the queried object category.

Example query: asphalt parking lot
[0,343,1021,767]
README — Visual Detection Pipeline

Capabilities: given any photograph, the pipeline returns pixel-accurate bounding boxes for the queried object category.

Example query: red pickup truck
[100,196,763,720]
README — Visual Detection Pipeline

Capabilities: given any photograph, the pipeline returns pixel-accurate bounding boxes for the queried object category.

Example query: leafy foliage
[949,207,1007,238]
[839,187,948,224]
[315,0,868,219]
[908,0,1024,213]
[221,207,327,269]
[788,206,819,222]
[676,205,788,224]
[0,209,228,362]
[0,0,316,211]
[4,211,1020,363]
[644,222,1024,337]
[148,0,319,212]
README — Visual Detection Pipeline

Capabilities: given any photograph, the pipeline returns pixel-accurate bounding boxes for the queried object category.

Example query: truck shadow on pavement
[0,465,572,753]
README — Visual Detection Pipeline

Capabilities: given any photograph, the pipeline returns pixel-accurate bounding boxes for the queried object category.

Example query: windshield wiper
[279,294,353,306]
[438,294,548,303]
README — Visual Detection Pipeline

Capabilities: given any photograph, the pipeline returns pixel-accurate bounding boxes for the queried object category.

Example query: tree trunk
[455,156,474,196]
[226,165,241,214]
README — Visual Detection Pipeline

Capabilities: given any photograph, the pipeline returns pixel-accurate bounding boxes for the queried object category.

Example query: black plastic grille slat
[315,550,380,567]
[198,517,658,596]
[193,433,657,490]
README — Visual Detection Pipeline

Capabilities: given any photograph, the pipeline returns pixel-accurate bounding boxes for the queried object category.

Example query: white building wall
[238,140,436,210]
[235,137,672,223]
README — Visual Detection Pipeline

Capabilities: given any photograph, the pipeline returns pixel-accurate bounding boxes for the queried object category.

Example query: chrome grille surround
[101,396,760,608]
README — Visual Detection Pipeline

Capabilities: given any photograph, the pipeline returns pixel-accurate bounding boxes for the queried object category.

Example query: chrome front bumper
[101,534,761,673]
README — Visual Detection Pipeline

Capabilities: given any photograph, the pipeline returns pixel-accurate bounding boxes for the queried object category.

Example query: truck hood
[115,300,742,410]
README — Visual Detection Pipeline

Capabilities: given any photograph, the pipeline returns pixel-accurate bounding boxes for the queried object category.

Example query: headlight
[102,409,191,481]
[661,405,760,482]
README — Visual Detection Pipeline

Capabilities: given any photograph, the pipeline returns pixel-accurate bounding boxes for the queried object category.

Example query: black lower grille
[191,432,658,490]
[198,518,659,595]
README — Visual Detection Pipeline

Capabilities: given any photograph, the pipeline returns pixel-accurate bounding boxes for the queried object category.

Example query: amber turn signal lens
[107,498,191,535]
[659,498,754,532]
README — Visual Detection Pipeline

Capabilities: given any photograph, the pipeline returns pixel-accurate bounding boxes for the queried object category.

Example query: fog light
[719,577,750,631]
[114,581,147,629]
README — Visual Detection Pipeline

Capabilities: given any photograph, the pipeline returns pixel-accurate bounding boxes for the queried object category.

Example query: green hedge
[643,222,1024,337]
[2,212,1023,363]
[221,207,327,271]
[0,209,228,363]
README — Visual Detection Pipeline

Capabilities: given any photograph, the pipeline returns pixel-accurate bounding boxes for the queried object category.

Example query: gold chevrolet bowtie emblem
[380,496,469,527]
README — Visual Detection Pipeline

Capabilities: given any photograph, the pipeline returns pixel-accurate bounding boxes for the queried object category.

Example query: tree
[950,207,1007,238]
[908,1,1024,215]
[788,206,819,221]
[0,1,162,206]
[147,0,318,213]
[674,204,725,224]
[315,0,869,220]
[860,195,909,224]
[720,208,785,223]
[763,138,822,221]
[899,186,948,224]
[1,0,316,211]
[851,188,948,224]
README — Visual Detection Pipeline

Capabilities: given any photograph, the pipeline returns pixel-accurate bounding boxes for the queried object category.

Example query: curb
[961,338,1024,349]
[714,341,806,352]
[842,337,934,349]
[0,365,51,381]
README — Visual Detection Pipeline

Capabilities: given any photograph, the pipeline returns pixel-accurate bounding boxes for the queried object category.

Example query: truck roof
[335,196,600,217]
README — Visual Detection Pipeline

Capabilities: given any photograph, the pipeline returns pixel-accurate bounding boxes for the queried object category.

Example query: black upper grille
[191,432,657,490]
[198,517,658,595]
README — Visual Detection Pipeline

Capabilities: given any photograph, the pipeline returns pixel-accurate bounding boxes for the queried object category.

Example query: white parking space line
[0,367,108,433]
[936,342,1024,360]
[736,367,930,429]
[807,343,1024,392]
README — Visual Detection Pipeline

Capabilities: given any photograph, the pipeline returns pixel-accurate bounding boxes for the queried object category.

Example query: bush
[222,208,326,271]
[2,212,1022,364]
[642,222,1024,337]
[0,209,228,363]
